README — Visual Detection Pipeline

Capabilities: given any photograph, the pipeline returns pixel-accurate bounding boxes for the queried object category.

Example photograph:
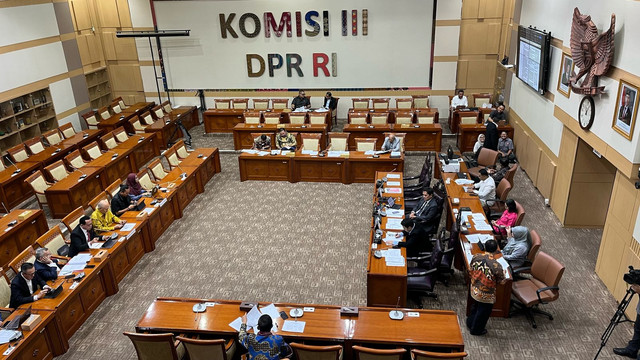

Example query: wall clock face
[579,96,595,130]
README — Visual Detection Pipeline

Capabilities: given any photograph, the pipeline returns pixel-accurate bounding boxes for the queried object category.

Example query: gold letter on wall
[247,54,265,77]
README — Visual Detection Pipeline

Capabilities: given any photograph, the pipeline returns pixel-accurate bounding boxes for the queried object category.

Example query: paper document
[390,151,401,157]
[383,249,402,257]
[260,304,282,327]
[314,108,328,112]
[386,209,404,218]
[473,222,492,231]
[364,150,375,155]
[246,304,261,328]
[327,151,342,157]
[0,329,21,344]
[387,181,401,186]
[386,174,400,178]
[384,187,402,194]
[454,179,474,185]
[301,150,318,156]
[143,208,155,215]
[258,151,269,156]
[68,254,92,265]
[229,317,243,331]
[384,218,403,230]
[90,242,102,249]
[121,223,136,232]
[385,257,405,267]
[282,320,306,333]
[471,213,487,222]
[59,264,86,276]
[384,231,401,241]
[241,149,258,154]
[496,257,512,279]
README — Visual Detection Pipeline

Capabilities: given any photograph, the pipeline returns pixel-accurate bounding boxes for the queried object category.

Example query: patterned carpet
[38,119,629,360]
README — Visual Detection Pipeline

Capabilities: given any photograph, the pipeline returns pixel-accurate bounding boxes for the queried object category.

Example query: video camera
[624,266,640,285]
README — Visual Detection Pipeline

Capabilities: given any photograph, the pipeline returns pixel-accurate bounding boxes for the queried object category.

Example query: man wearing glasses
[291,90,311,110]
[10,262,53,308]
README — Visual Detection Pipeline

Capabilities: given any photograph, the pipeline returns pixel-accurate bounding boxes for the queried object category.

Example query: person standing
[467,239,505,336]
[484,104,505,151]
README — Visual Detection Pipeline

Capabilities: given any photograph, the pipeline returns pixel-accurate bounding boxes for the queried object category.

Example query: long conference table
[232,123,329,150]
[134,298,464,358]
[204,109,331,133]
[343,124,442,152]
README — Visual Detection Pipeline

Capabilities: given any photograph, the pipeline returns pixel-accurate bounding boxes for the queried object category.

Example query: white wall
[0,4,59,47]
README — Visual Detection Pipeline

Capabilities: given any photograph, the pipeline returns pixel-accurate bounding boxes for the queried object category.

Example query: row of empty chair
[243,111,329,125]
[81,99,172,131]
[347,111,438,125]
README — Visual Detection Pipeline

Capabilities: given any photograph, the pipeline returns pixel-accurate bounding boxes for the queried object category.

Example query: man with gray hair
[91,199,125,231]
[34,247,60,281]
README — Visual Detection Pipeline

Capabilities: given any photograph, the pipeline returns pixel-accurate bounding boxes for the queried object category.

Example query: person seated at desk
[291,90,310,110]
[409,188,439,234]
[388,218,432,257]
[322,91,337,110]
[275,128,297,151]
[34,247,60,281]
[501,226,530,268]
[467,169,495,206]
[239,314,292,360]
[450,89,468,111]
[111,184,137,217]
[470,163,510,184]
[126,173,150,201]
[473,134,485,155]
[381,134,401,152]
[252,134,271,150]
[92,200,125,232]
[484,104,505,151]
[9,263,52,309]
[491,199,517,236]
[69,215,104,257]
[497,131,516,165]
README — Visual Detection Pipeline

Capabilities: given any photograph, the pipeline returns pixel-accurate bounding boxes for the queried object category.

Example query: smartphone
[85,264,95,269]
[279,311,288,320]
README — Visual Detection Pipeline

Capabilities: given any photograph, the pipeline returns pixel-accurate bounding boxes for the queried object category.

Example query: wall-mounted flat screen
[516,26,551,95]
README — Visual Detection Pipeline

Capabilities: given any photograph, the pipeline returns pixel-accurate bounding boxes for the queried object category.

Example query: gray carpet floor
[33,119,630,359]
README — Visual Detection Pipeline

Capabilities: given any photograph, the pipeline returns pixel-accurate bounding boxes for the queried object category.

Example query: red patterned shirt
[470,253,505,304]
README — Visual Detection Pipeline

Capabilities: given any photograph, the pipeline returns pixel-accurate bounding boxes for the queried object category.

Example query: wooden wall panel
[97,0,120,28]
[116,0,132,28]
[114,32,138,60]
[71,0,92,31]
[523,137,541,185]
[76,35,90,65]
[537,153,556,200]
[462,0,505,19]
[550,127,578,223]
[110,64,143,92]
[101,31,117,60]
[459,20,502,54]
[464,59,496,89]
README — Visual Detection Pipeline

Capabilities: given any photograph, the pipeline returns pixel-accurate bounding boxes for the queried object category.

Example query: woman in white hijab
[473,134,485,154]
[501,226,530,268]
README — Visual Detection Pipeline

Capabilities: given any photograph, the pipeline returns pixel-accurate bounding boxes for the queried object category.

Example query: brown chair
[459,111,480,125]
[59,123,77,139]
[0,159,5,172]
[35,226,68,258]
[416,111,438,125]
[175,337,236,360]
[0,268,13,315]
[395,111,414,125]
[82,110,100,129]
[97,106,111,121]
[164,147,181,170]
[370,112,390,125]
[44,160,70,182]
[486,179,513,214]
[467,148,499,178]
[42,129,63,146]
[328,132,349,151]
[411,349,468,360]
[7,144,29,163]
[140,111,155,125]
[511,251,565,328]
[152,105,166,120]
[513,229,542,275]
[25,170,53,209]
[138,168,158,191]
[214,99,231,110]
[62,207,85,234]
[263,112,281,125]
[105,179,122,201]
[395,98,413,109]
[412,95,429,109]
[88,191,109,212]
[64,149,89,170]
[300,133,323,152]
[25,138,46,155]
[352,345,405,360]
[8,246,36,275]
[129,117,148,134]
[161,101,172,114]
[472,93,492,107]
[232,98,249,110]
[355,138,377,152]
[348,112,368,125]
[82,142,104,161]
[110,100,123,114]
[505,163,518,188]
[271,98,289,110]
[174,140,190,160]
[289,112,307,125]
[253,99,270,110]
[123,332,186,360]
[148,158,169,181]
[113,127,130,143]
[290,343,343,360]
[309,113,328,125]
[514,200,526,226]
[243,111,262,125]
[372,98,390,110]
[114,96,127,111]
[250,133,273,150]
[100,132,119,150]
[352,98,370,109]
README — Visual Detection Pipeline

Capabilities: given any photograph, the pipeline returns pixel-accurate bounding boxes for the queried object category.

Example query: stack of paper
[60,254,92,276]
[301,150,318,156]
[383,249,405,267]
[242,149,258,154]
[121,223,136,232]
[314,108,328,112]
[257,151,269,156]
[282,320,306,333]
[386,209,404,218]
[466,234,493,244]
[454,178,474,185]
[390,151,401,157]
[385,218,403,230]
[387,181,401,186]
[496,257,512,279]
[384,231,401,245]
[364,150,375,155]
[463,242,473,263]
[386,174,400,179]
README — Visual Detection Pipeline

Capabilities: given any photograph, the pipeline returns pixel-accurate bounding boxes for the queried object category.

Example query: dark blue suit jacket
[34,259,59,281]
[9,273,46,309]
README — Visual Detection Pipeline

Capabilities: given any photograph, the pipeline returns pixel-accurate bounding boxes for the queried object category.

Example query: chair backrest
[412,95,429,109]
[473,93,492,107]
[328,132,349,151]
[88,191,109,212]
[395,98,413,109]
[82,110,100,128]
[162,101,172,114]
[308,113,327,125]
[355,138,377,152]
[62,207,85,233]
[290,343,343,360]
[105,179,122,201]
[64,150,86,170]
[0,269,11,308]
[137,169,156,190]
[9,246,36,275]
[113,127,129,143]
[505,163,518,187]
[98,106,111,120]
[152,105,165,119]
[7,144,29,162]
[115,97,126,110]
[271,98,288,109]
[495,178,512,201]
[110,101,122,114]
[25,170,50,194]
[530,251,565,301]
[35,226,66,256]
[477,147,499,167]
[149,158,168,180]
[101,132,118,150]
[174,140,189,159]
[253,99,270,110]
[528,229,541,264]
[0,159,4,172]
[263,113,281,124]
[301,133,322,151]
[460,113,479,124]
[45,160,69,182]
[123,332,179,360]
[411,349,468,360]
[372,98,390,110]
[353,345,405,360]
[289,113,307,124]
[243,112,262,124]
[165,148,181,168]
[43,129,63,145]
[348,112,368,125]
[370,112,389,125]
[130,118,145,131]
[395,111,414,125]
[416,112,436,124]
[514,200,525,226]
[25,138,45,155]
[214,99,231,110]
[232,98,249,109]
[141,111,154,125]
[83,142,103,160]
[175,337,231,360]
[352,98,370,109]
[59,123,76,138]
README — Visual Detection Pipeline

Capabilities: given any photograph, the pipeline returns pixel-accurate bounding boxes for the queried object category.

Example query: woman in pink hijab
[126,173,149,200]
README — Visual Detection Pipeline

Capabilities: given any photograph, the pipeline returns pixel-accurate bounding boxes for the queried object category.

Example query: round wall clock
[579,95,595,130]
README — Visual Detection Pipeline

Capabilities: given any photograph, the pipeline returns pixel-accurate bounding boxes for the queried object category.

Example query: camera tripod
[166,119,192,149]
[594,287,635,360]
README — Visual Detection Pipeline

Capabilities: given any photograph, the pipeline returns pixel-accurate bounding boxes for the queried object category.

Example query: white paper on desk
[327,151,342,157]
[387,181,401,186]
[246,304,262,328]
[229,317,243,331]
[257,151,269,156]
[68,254,92,265]
[314,108,328,112]
[364,150,375,155]
[126,228,136,240]
[89,242,102,249]
[454,179,474,185]
[242,149,258,154]
[301,150,318,156]
[384,249,402,257]
[143,207,155,215]
[384,231,401,240]
[281,151,290,156]
[384,188,402,194]
[282,320,306,333]
[385,257,405,267]
[466,234,482,244]
[460,211,473,221]
[260,304,281,332]
[156,199,167,208]
[474,222,492,231]
[0,329,21,344]
[385,218,403,230]
[293,107,309,112]
[390,151,401,157]
[59,263,86,276]
[121,223,135,232]
[3,227,11,232]
[496,257,511,279]
[471,213,486,222]
[386,174,400,178]
[386,209,404,218]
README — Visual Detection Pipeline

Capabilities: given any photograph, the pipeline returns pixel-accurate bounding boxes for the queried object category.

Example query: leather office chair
[9,246,36,275]
[62,207,86,233]
[511,229,541,276]
[113,127,129,143]
[411,349,468,360]
[370,112,390,125]
[129,117,148,134]
[505,163,518,188]
[438,225,459,286]
[289,113,307,125]
[105,179,123,201]
[175,337,235,360]
[328,132,349,151]
[243,111,262,125]
[511,251,565,328]
[25,170,53,209]
[263,113,281,124]
[232,98,249,110]
[309,113,327,125]
[214,99,231,109]
[64,149,89,170]
[88,192,109,213]
[486,179,513,216]
[395,111,414,125]
[7,144,30,163]
[42,129,63,146]
[301,133,322,152]
[44,160,71,182]
[355,138,377,152]
[513,201,526,226]
[352,345,405,360]
[98,106,111,121]
[416,112,437,125]
[352,98,370,110]
[82,142,104,161]
[123,332,186,360]
[149,158,169,181]
[25,138,46,155]
[290,342,343,360]
[348,112,368,125]
[412,95,429,109]
[467,148,499,179]
[253,99,270,110]
[404,154,432,197]
[165,148,181,170]
[407,237,442,306]
[0,268,13,319]
[100,132,119,150]
[271,98,289,110]
[59,123,77,139]
[395,98,413,109]
[81,111,100,130]
[372,98,390,110]
[35,226,69,259]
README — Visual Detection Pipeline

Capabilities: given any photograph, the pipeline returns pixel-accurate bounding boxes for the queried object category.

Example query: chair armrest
[405,195,422,202]
[403,175,420,181]
[442,248,455,255]
[512,266,531,275]
[407,268,437,277]
[536,286,559,304]
[404,183,425,191]
[407,255,430,262]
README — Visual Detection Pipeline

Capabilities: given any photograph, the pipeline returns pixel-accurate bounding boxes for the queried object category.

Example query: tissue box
[21,314,42,331]
[136,211,148,220]
[18,210,32,221]
[93,250,108,262]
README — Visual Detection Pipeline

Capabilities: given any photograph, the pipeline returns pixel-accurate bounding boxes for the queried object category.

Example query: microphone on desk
[389,296,404,320]
[5,156,21,174]
[0,201,9,215]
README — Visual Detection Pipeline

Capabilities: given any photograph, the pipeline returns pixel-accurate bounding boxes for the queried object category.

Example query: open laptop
[386,196,401,210]
[101,233,119,249]
[4,306,31,330]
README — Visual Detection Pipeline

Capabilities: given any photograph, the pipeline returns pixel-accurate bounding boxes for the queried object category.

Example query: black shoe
[613,347,637,358]
[470,329,488,336]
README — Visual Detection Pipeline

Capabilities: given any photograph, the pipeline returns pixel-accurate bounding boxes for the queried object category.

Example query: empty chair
[114,96,127,111]
[416,112,437,125]
[504,163,518,188]
[82,110,100,129]
[290,343,343,360]
[82,142,104,161]
[271,98,289,109]
[289,113,307,125]
[7,144,29,163]
[372,98,390,110]
[486,179,513,216]
[243,111,262,125]
[105,179,122,201]
[98,106,111,121]
[152,105,166,119]
[161,101,173,114]
[113,127,130,143]
[123,332,185,360]
[404,154,432,196]
[59,123,77,138]
[473,93,492,107]
[352,98,370,109]
[253,99,270,109]
[352,346,405,360]
[395,111,414,125]
[232,98,249,109]
[263,113,281,124]
[328,132,349,151]
[44,160,70,182]
[35,225,68,258]
[348,112,368,125]
[407,238,443,305]
[355,138,377,152]
[412,95,429,109]
[370,112,389,125]
[25,170,53,209]
[174,140,190,159]
[9,247,36,275]
[137,169,158,190]
[148,158,169,181]
[129,117,148,134]
[110,101,122,114]
[438,226,459,285]
[459,112,479,125]
[62,207,86,233]
[300,133,322,152]
[175,337,236,360]
[395,98,413,109]
[467,148,499,178]
[140,111,154,125]
[411,349,468,360]
[101,132,119,150]
[309,113,327,125]
[165,148,181,170]
[25,138,46,155]
[42,129,63,145]
[511,251,565,328]
[214,99,231,109]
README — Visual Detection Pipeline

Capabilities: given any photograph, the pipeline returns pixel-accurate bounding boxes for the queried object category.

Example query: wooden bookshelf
[86,67,112,109]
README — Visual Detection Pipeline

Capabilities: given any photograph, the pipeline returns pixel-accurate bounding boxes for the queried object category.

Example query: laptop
[43,284,63,299]
[387,196,401,210]
[5,306,31,330]
[102,238,118,249]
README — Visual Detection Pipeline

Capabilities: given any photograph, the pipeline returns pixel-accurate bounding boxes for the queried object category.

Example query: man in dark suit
[391,218,432,257]
[69,215,102,257]
[619,92,633,125]
[34,247,60,281]
[10,263,52,308]
[322,92,338,110]
[409,187,440,234]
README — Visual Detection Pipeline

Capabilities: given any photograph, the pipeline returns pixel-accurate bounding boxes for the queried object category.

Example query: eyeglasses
[23,271,35,277]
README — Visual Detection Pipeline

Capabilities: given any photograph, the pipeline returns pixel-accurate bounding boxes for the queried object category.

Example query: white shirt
[451,95,468,108]
[22,274,34,295]
[474,177,496,204]
[324,98,331,108]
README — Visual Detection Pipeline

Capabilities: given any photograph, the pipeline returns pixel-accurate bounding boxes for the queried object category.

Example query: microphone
[0,201,9,214]
[5,156,21,174]
[389,296,404,320]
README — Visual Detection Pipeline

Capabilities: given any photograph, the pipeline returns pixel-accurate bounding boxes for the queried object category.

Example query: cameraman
[614,284,640,358]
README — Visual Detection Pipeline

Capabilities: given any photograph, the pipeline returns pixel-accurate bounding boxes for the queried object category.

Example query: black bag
[57,244,69,257]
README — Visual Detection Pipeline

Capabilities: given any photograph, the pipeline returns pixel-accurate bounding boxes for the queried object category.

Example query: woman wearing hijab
[501,226,530,268]
[473,134,485,154]
[126,173,149,201]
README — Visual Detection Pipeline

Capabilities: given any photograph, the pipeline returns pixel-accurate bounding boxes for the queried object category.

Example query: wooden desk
[178,148,221,192]
[120,192,177,251]
[97,112,137,133]
[122,101,155,115]
[114,133,160,170]
[59,129,104,149]
[22,143,76,169]
[96,221,147,285]
[145,106,198,149]
[239,153,294,182]
[44,167,104,218]
[292,153,347,183]
[347,152,404,183]
[203,109,246,133]
[0,308,67,359]
[457,124,514,153]
[159,166,199,217]
[449,110,479,134]
[135,298,464,354]
[232,123,328,150]
[342,124,441,151]
[0,161,40,210]
[0,209,47,269]
[84,150,135,188]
